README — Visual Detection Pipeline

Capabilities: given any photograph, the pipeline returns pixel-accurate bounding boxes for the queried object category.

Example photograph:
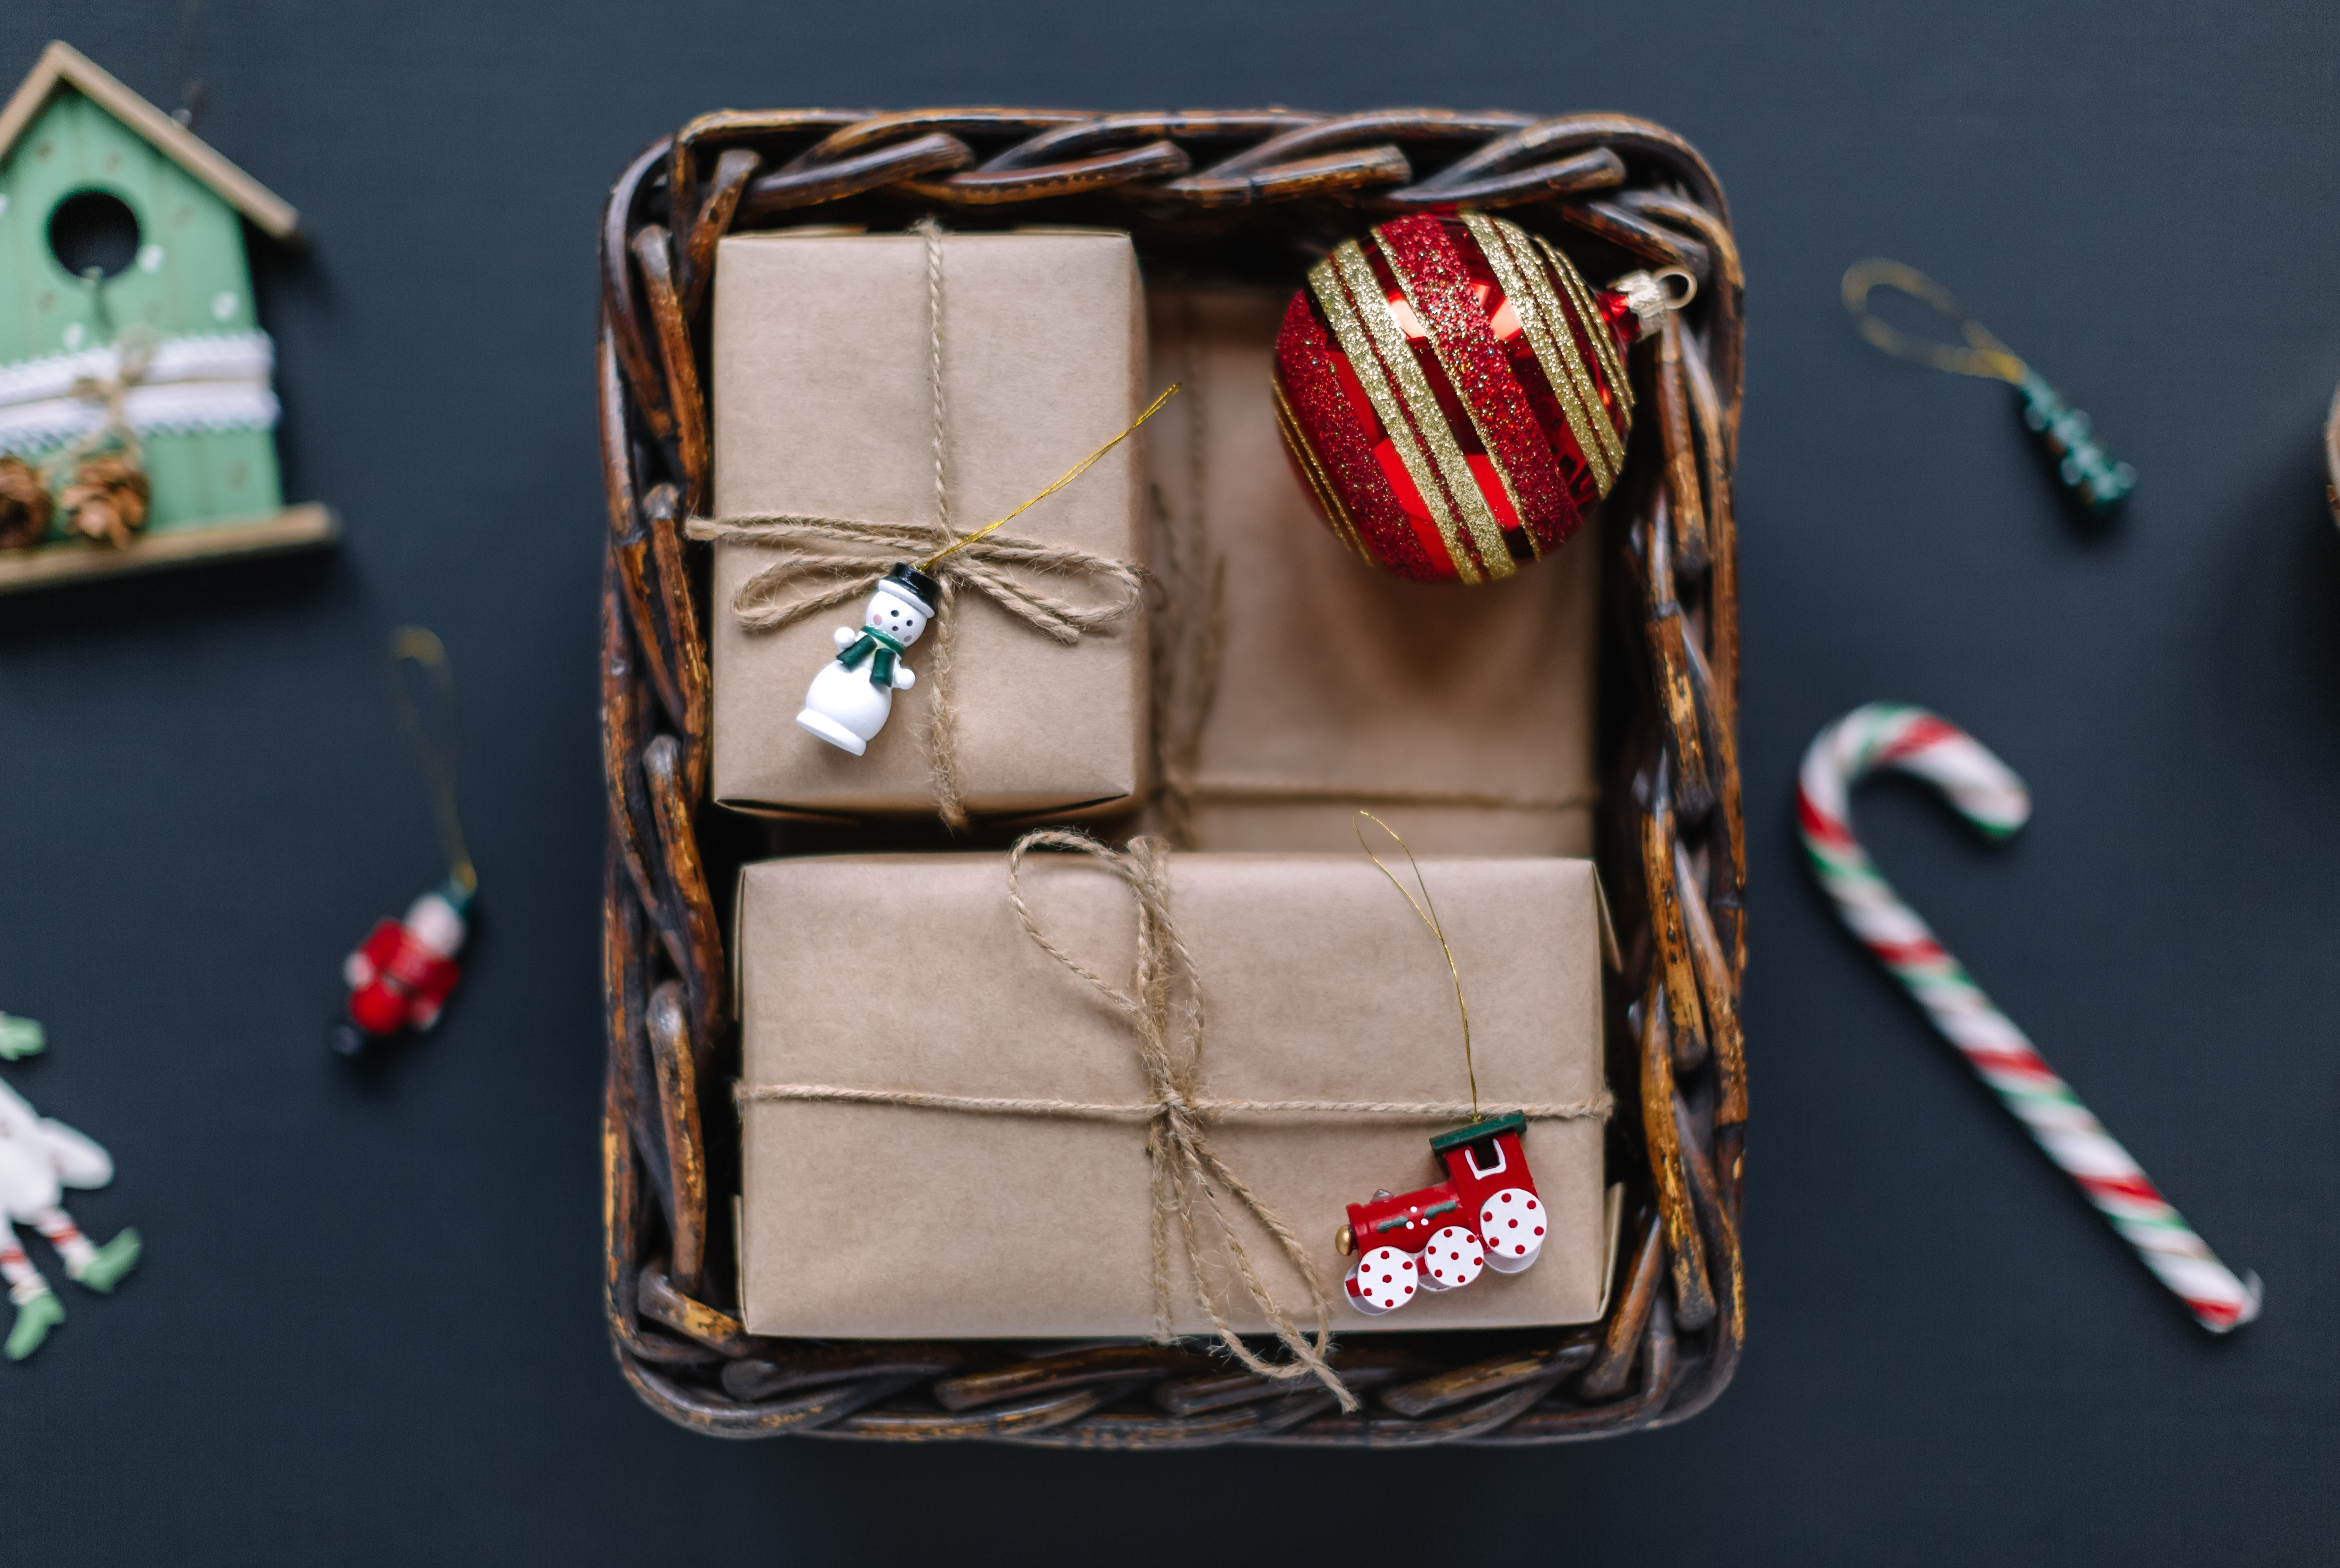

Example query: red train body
[1340,1112,1546,1315]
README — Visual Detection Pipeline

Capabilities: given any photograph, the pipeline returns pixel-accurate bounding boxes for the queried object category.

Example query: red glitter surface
[1270,288,1451,582]
[1454,231,1606,523]
[1372,215,1575,561]
[1272,214,1635,581]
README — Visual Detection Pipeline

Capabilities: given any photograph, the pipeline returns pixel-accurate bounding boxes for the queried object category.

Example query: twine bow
[47,325,158,482]
[696,518,1145,643]
[1005,829,1351,1408]
[681,514,1147,822]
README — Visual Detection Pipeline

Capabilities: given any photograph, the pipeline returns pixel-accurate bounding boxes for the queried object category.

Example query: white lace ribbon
[0,332,279,455]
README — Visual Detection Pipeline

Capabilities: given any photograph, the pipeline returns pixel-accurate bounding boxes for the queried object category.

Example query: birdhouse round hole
[47,189,141,283]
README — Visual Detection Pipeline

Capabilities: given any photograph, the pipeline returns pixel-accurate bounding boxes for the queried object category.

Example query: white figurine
[796,564,940,756]
[0,1020,140,1360]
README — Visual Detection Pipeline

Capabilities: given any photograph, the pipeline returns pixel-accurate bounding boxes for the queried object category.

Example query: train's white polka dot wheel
[1414,1225,1485,1292]
[1343,1246,1418,1315]
[1478,1188,1545,1274]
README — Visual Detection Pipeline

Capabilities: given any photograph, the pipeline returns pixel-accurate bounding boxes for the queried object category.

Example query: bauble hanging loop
[1272,213,1678,583]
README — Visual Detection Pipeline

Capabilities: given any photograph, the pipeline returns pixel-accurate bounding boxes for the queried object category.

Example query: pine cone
[60,455,152,549]
[0,456,53,551]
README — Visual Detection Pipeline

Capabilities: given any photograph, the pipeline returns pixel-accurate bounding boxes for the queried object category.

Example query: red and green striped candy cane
[1799,702,2261,1333]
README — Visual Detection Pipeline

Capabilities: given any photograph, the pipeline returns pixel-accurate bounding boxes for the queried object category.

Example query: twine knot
[63,326,159,433]
[59,326,158,473]
[1006,829,1353,1408]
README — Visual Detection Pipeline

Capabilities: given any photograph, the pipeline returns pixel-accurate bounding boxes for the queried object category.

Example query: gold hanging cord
[920,382,1182,571]
[1354,810,1477,1119]
[385,626,476,899]
[1841,259,2027,384]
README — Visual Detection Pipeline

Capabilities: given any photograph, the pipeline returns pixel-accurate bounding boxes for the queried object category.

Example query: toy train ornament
[1336,1112,1544,1315]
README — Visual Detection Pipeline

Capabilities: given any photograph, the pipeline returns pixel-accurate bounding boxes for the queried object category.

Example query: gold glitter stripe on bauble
[1384,234,1536,558]
[1528,227,1633,465]
[1469,213,1618,493]
[1272,375,1369,561]
[1469,213,1615,491]
[1330,241,1513,580]
[1536,230,1634,469]
[1538,231,1633,425]
[1310,244,1482,582]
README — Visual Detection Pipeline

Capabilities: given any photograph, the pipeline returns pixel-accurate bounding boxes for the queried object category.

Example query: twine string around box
[735,827,1617,1410]
[684,219,1167,828]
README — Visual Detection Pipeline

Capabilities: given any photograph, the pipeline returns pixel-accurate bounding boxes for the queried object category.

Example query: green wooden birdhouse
[0,41,332,591]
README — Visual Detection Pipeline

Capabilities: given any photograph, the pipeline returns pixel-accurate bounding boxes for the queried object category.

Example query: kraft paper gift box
[1146,288,1601,856]
[708,231,1147,819]
[737,849,1610,1340]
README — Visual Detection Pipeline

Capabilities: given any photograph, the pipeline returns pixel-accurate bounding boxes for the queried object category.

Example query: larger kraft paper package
[1147,288,1601,855]
[738,850,1608,1340]
[709,231,1147,818]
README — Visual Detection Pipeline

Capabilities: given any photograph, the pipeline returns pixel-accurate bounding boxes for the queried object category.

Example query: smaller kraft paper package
[707,231,1148,819]
[1148,289,1601,856]
[737,848,1612,1342]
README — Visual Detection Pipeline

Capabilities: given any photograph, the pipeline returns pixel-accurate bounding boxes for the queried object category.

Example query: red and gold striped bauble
[1272,213,1661,584]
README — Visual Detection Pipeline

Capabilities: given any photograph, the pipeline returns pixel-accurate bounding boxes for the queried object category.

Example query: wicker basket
[598,107,1746,1446]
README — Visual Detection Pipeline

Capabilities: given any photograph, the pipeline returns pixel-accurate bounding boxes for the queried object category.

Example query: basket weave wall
[598,106,1746,1446]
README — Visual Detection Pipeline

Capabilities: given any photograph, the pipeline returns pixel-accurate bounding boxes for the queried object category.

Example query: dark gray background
[1,1,2334,1560]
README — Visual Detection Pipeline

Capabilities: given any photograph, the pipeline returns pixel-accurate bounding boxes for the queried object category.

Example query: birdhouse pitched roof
[0,41,298,240]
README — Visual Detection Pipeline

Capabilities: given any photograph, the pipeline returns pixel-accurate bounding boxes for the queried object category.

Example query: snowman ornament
[796,564,940,756]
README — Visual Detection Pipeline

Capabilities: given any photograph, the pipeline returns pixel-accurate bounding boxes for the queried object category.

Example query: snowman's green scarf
[834,625,909,688]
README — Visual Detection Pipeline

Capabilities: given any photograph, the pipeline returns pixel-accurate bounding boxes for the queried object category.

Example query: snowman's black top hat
[881,562,941,616]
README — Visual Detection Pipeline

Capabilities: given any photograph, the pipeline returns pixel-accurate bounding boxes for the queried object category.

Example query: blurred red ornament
[1272,213,1682,584]
[333,882,469,1055]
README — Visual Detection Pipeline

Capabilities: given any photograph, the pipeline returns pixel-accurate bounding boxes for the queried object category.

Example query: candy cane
[1799,702,2261,1333]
